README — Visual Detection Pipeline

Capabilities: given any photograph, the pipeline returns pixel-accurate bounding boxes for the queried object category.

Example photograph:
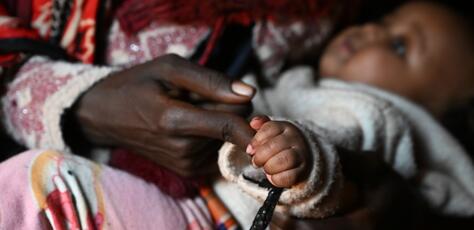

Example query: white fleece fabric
[216,67,474,225]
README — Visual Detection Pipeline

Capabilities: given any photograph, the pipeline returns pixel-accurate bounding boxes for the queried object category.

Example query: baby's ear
[250,115,271,130]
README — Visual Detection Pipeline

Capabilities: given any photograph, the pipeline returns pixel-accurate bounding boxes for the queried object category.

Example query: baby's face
[320,2,474,115]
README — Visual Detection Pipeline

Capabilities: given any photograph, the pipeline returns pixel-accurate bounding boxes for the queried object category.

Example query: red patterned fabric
[0,0,101,67]
[109,149,204,198]
[30,0,100,63]
[116,0,337,34]
[0,4,39,67]
[0,0,346,67]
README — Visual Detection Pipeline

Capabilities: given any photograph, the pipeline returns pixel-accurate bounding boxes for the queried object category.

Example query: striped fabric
[200,186,241,230]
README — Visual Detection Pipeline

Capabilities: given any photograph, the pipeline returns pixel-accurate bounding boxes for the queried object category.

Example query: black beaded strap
[250,181,284,230]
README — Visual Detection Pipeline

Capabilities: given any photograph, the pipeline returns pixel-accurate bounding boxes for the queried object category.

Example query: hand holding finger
[76,54,257,177]
[158,98,255,148]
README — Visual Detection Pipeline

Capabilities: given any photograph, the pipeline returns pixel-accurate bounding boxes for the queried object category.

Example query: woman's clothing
[0,1,337,229]
[1,0,334,154]
[0,150,225,230]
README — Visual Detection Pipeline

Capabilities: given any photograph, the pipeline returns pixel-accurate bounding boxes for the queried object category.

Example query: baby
[217,1,474,225]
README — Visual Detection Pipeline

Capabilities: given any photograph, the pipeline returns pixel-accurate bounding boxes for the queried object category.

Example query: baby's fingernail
[246,144,255,155]
[266,174,274,184]
[252,116,261,121]
[251,158,258,168]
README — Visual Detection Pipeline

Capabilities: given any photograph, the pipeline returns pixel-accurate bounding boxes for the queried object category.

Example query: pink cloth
[0,150,213,229]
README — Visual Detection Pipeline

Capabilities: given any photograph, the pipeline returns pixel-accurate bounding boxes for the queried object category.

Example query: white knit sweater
[215,67,474,228]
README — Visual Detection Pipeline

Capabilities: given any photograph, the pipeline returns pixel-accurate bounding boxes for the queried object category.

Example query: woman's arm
[3,53,256,177]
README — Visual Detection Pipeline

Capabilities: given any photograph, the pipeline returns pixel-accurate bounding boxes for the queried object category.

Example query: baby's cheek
[340,50,401,86]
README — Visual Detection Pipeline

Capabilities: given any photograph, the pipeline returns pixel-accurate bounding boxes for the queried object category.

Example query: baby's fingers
[253,134,290,167]
[249,115,271,130]
[263,149,304,175]
[268,168,305,188]
[250,122,285,148]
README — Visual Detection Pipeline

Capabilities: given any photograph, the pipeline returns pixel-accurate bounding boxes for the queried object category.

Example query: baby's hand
[246,116,310,188]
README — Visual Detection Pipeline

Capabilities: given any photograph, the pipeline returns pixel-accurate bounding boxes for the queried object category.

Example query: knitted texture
[2,56,115,151]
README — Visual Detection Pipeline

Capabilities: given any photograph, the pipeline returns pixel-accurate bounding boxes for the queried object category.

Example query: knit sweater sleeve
[218,119,344,218]
[1,56,116,152]
[218,67,417,218]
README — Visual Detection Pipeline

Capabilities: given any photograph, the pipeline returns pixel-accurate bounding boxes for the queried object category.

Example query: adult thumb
[151,54,256,103]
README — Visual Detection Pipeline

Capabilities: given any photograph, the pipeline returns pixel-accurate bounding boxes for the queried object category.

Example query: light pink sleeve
[2,56,116,151]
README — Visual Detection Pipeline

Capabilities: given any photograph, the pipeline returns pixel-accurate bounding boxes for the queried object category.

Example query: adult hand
[76,54,256,177]
[270,149,420,230]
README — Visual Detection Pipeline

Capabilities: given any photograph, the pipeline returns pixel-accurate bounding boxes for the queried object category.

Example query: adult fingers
[150,54,255,103]
[198,102,253,117]
[159,136,216,159]
[160,99,255,148]
[116,129,210,159]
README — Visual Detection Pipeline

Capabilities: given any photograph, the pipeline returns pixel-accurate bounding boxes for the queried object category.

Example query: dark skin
[320,2,474,116]
[76,54,256,177]
[74,54,408,229]
[75,54,424,229]
[74,2,474,228]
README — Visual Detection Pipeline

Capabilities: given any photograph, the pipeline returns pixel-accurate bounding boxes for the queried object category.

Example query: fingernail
[246,144,255,155]
[251,158,258,168]
[250,117,261,125]
[231,81,254,97]
[266,174,275,185]
[252,116,261,121]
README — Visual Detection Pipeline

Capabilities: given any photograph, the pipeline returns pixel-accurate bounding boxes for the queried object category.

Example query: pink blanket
[0,150,216,229]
